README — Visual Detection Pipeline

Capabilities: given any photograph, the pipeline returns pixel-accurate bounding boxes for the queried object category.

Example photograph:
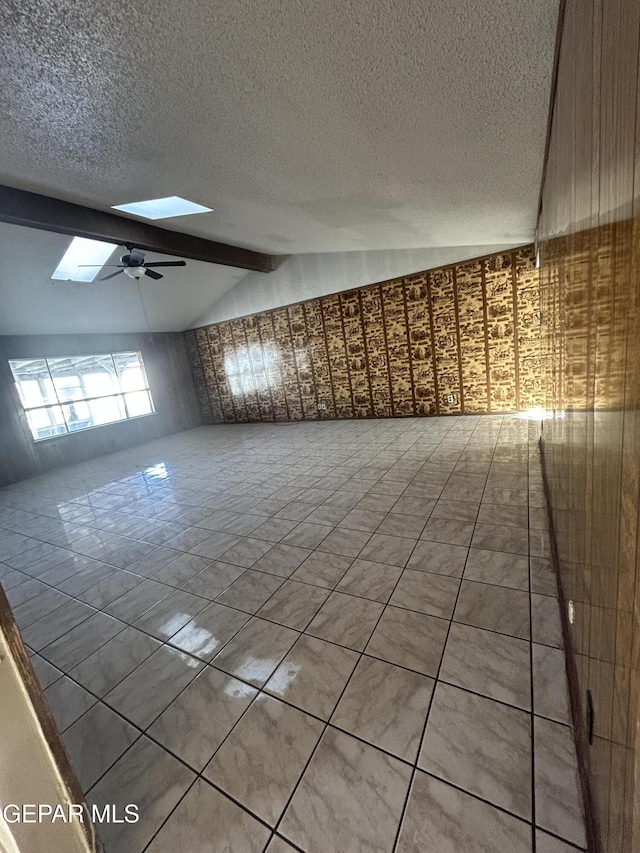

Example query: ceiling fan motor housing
[122,249,145,267]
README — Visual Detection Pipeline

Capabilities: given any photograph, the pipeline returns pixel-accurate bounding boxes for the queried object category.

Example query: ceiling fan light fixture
[124,267,146,279]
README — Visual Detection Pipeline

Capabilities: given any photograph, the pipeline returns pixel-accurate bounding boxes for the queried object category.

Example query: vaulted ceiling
[0,0,559,332]
[0,222,246,334]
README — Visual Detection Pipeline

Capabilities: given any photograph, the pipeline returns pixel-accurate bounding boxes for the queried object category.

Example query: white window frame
[9,351,155,442]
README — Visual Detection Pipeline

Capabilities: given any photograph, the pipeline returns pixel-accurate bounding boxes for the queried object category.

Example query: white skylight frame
[111,196,213,220]
[51,237,118,282]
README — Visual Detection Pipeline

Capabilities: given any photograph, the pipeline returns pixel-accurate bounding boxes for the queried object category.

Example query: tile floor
[0,415,587,852]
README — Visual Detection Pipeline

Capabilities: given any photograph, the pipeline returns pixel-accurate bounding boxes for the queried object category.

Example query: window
[9,352,155,441]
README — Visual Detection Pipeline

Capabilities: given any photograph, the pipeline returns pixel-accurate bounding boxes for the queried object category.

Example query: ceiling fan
[81,246,187,280]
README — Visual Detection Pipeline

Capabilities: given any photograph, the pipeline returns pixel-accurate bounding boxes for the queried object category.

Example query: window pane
[61,400,93,432]
[63,395,126,430]
[25,406,67,440]
[9,359,57,407]
[89,395,126,425]
[113,351,148,391]
[48,354,119,402]
[124,390,154,417]
[9,351,153,442]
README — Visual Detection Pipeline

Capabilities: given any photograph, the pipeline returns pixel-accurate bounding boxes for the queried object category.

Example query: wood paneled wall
[186,246,542,423]
[538,0,640,850]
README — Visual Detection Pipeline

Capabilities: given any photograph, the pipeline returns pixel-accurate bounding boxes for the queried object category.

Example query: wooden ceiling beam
[0,184,281,273]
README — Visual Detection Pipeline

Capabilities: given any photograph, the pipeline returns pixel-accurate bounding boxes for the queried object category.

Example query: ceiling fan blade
[144,268,163,280]
[100,269,125,281]
[143,260,187,268]
[78,264,125,268]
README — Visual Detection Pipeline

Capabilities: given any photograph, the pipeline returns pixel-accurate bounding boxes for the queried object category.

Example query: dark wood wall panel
[230,318,260,421]
[221,322,249,422]
[538,0,640,850]
[321,295,353,418]
[244,316,274,421]
[455,259,488,413]
[187,246,540,423]
[484,252,517,412]
[515,246,545,411]
[360,286,393,417]
[259,314,288,420]
[428,268,462,414]
[405,272,437,416]
[381,280,414,415]
[185,329,213,424]
[288,304,316,421]
[340,291,373,418]
[206,325,236,423]
[274,307,303,421]
[303,300,337,418]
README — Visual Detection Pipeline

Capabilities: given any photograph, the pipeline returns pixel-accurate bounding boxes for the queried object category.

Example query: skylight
[111,196,212,220]
[51,237,118,282]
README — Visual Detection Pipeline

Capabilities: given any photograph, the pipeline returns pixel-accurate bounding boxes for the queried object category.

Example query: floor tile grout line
[5,531,556,619]
[1,416,569,850]
[15,440,554,687]
[0,478,532,573]
[0,425,528,564]
[43,595,572,746]
[389,416,501,853]
[265,424,470,847]
[20,503,556,685]
[96,419,481,851]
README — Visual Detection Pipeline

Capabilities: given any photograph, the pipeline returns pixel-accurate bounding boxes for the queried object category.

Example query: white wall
[191,244,521,326]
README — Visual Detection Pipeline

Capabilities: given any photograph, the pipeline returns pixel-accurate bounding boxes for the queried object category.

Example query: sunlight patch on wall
[225,344,282,397]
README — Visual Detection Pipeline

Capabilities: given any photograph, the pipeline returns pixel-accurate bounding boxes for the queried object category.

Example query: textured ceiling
[0,223,246,335]
[0,0,559,255]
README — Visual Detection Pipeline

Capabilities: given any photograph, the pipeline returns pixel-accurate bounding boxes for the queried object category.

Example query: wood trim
[0,184,280,273]
[0,586,103,852]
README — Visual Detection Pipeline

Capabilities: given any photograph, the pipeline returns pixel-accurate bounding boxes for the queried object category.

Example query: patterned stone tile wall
[484,251,518,412]
[185,245,542,423]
